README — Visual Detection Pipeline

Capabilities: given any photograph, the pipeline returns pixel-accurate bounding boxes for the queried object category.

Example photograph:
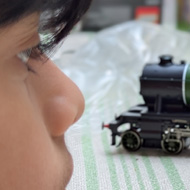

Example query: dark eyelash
[21,44,41,73]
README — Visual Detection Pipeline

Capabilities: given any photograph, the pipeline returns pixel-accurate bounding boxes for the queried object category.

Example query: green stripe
[130,155,145,190]
[160,157,185,190]
[119,154,133,190]
[142,155,160,190]
[185,64,190,105]
[81,135,99,190]
[101,130,120,190]
[81,105,99,190]
[100,100,121,190]
[118,121,132,190]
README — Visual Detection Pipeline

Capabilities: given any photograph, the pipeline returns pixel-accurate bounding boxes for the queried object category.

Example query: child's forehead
[14,13,40,32]
[0,13,40,34]
[0,13,41,50]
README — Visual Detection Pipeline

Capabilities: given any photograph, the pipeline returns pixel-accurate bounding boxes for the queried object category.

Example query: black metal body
[140,56,187,112]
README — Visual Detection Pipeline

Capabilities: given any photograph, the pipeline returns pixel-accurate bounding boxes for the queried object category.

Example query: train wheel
[122,130,141,151]
[161,135,184,154]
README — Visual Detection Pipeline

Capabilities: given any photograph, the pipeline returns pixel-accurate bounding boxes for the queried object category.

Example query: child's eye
[17,48,36,73]
[17,40,41,63]
[17,49,32,64]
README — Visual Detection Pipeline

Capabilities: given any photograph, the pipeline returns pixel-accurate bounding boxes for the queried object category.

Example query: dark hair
[0,0,91,58]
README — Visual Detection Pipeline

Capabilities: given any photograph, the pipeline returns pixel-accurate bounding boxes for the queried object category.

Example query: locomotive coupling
[102,122,110,129]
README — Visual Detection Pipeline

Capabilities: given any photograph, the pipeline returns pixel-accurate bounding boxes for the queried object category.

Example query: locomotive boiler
[103,55,190,154]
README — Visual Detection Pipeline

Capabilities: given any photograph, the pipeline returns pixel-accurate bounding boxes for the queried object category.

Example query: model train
[103,55,190,154]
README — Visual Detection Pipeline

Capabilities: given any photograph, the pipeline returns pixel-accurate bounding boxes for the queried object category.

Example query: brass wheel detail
[161,135,183,154]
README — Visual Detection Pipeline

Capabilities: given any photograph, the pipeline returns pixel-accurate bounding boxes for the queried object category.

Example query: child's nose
[27,58,85,137]
[43,82,85,137]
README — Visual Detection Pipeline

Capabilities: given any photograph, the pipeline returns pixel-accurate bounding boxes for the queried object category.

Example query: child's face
[0,13,85,189]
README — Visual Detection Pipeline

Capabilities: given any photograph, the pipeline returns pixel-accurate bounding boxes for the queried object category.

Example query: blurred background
[74,0,190,32]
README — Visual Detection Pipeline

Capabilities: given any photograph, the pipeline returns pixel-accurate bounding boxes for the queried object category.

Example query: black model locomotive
[103,55,190,154]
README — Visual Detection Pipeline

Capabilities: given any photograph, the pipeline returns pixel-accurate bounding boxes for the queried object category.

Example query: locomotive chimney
[159,55,173,66]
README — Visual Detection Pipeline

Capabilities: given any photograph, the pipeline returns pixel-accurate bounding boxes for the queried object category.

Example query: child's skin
[0,13,84,190]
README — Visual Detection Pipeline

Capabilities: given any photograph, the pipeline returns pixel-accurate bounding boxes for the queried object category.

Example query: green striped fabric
[66,100,190,190]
